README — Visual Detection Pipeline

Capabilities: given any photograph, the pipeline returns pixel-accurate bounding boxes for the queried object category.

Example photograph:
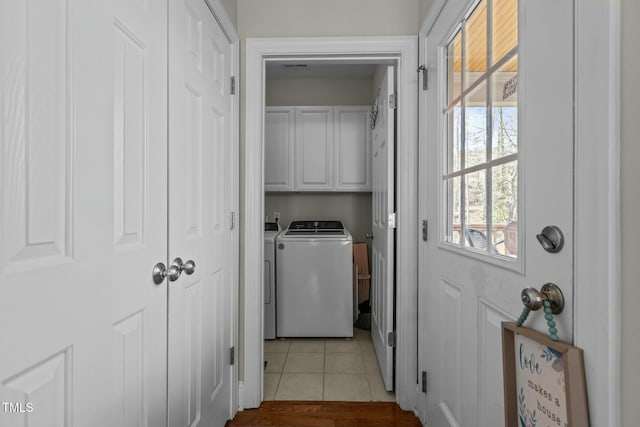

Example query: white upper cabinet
[264,107,295,191]
[264,106,371,192]
[295,107,335,191]
[334,107,371,191]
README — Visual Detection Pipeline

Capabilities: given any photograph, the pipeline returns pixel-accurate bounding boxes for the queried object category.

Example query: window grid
[443,0,518,257]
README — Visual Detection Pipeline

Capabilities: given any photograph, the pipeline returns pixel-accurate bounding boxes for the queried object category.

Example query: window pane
[491,55,518,159]
[464,0,487,89]
[447,30,462,103]
[492,0,518,65]
[465,81,488,168]
[447,103,462,172]
[445,176,462,244]
[492,161,518,258]
[464,170,487,237]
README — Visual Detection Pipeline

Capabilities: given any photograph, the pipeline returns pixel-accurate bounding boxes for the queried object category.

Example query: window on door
[443,0,519,259]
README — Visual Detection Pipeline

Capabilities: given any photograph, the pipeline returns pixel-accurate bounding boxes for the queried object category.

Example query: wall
[221,0,237,29]
[266,77,373,106]
[419,0,433,26]
[237,0,421,383]
[621,0,640,424]
[238,0,420,38]
[265,193,372,242]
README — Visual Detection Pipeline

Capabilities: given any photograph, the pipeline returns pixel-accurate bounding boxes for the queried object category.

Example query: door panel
[0,0,168,425]
[295,107,334,190]
[264,107,295,191]
[371,66,395,391]
[168,0,233,425]
[419,0,574,426]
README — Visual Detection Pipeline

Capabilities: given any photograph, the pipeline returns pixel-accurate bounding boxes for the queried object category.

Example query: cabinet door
[295,107,334,191]
[264,107,295,191]
[335,107,371,191]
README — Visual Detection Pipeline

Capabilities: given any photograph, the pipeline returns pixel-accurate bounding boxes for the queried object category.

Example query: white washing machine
[276,220,353,337]
[264,222,280,340]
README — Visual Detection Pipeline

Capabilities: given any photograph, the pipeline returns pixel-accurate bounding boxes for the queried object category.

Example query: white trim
[203,0,238,42]
[243,36,419,411]
[419,0,448,38]
[573,1,621,426]
[237,381,245,412]
[230,38,240,418]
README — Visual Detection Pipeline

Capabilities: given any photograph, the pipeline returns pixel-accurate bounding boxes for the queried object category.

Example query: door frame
[202,0,241,419]
[242,36,419,411]
[417,1,621,426]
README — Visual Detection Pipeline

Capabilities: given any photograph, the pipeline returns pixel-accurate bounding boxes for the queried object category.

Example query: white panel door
[335,106,371,191]
[295,107,334,191]
[264,107,295,191]
[0,0,168,426]
[168,0,233,426]
[419,0,574,426]
[370,66,395,391]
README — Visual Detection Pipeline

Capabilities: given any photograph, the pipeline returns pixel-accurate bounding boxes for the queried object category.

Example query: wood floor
[226,401,423,427]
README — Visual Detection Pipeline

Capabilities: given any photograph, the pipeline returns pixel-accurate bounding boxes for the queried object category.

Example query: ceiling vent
[281,64,309,69]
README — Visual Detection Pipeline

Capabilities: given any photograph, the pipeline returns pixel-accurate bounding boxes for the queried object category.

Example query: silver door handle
[182,260,196,275]
[172,257,196,275]
[152,262,182,284]
[520,283,564,314]
[365,233,374,240]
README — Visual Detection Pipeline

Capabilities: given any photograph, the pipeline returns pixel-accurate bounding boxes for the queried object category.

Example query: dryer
[264,222,280,339]
[276,220,353,337]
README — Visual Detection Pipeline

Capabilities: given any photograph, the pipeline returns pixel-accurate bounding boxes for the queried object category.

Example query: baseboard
[237,381,245,411]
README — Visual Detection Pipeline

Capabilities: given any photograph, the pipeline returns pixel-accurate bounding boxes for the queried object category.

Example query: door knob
[365,233,374,240]
[152,262,182,284]
[173,257,195,275]
[520,283,564,314]
[152,262,167,284]
[182,260,196,275]
[521,287,545,311]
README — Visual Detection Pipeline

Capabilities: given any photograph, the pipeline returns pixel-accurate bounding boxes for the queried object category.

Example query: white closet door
[295,107,334,191]
[264,107,295,191]
[0,0,168,426]
[167,0,234,425]
[335,106,371,191]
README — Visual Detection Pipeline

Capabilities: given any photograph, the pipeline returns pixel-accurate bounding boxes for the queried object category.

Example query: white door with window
[167,0,234,425]
[0,0,168,425]
[371,66,396,391]
[419,0,574,425]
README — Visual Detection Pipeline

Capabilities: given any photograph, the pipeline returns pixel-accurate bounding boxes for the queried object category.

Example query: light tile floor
[263,327,395,402]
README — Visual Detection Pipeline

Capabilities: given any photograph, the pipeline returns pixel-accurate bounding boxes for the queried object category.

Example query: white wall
[419,0,434,26]
[238,0,420,38]
[266,77,373,106]
[265,193,372,243]
[621,0,640,424]
[221,0,237,29]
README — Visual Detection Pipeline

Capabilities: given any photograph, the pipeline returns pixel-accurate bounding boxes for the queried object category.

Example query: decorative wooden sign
[502,322,589,427]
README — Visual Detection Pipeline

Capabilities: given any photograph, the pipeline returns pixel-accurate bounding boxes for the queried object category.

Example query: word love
[519,342,543,375]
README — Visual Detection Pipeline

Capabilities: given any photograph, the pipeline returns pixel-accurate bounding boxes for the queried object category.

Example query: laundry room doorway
[243,36,418,411]
[261,59,394,401]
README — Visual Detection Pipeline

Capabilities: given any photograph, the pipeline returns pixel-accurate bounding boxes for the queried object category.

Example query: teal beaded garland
[516,307,530,327]
[515,300,560,341]
[543,300,559,341]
